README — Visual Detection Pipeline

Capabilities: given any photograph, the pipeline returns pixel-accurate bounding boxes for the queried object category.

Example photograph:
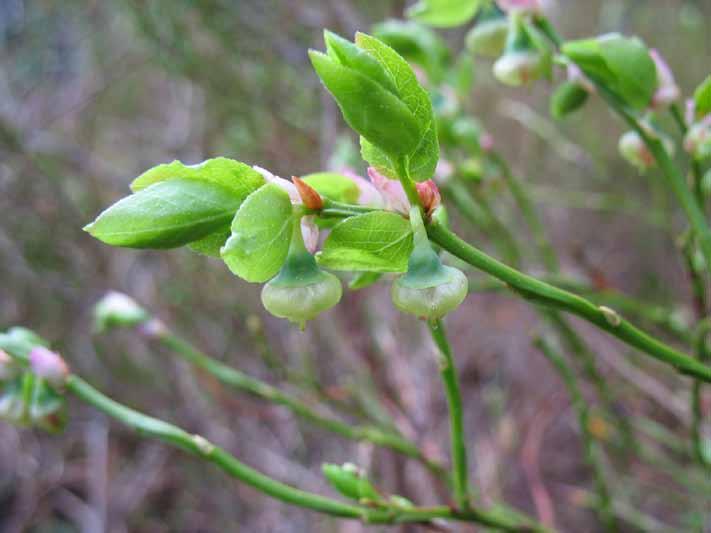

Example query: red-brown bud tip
[292,176,323,210]
[415,180,441,215]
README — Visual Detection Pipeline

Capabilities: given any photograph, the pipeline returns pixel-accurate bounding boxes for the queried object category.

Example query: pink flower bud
[29,346,69,387]
[650,50,679,109]
[137,317,168,340]
[301,215,320,254]
[416,180,441,215]
[368,167,410,214]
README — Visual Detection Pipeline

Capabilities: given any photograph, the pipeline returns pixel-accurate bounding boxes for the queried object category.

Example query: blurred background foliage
[1,1,711,532]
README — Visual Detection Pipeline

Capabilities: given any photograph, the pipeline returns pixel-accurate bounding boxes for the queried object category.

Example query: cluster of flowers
[253,165,466,328]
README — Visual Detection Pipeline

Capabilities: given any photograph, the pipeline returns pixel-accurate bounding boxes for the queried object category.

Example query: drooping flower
[649,49,680,109]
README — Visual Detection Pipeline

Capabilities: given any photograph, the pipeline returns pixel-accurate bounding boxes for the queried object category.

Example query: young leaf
[130,157,264,198]
[355,33,439,181]
[0,327,50,363]
[220,184,294,283]
[309,49,422,157]
[694,75,711,120]
[562,34,656,109]
[316,212,413,272]
[302,172,361,204]
[406,0,481,28]
[85,179,243,249]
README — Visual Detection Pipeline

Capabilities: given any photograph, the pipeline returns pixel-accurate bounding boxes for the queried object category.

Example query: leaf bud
[322,462,381,502]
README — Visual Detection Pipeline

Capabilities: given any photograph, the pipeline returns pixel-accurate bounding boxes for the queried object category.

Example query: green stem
[426,221,711,382]
[596,87,711,276]
[534,337,616,531]
[692,319,711,468]
[65,374,550,531]
[395,156,423,209]
[443,181,522,266]
[157,331,445,476]
[491,152,560,273]
[427,319,471,510]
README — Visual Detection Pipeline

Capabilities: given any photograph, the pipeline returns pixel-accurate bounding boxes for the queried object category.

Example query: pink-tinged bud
[368,167,410,214]
[684,118,711,161]
[301,215,320,254]
[253,166,301,203]
[497,0,542,13]
[650,50,680,109]
[480,133,495,152]
[94,291,149,332]
[0,350,17,381]
[566,64,596,94]
[416,180,441,215]
[292,177,323,210]
[686,99,697,126]
[29,346,69,387]
[618,131,654,171]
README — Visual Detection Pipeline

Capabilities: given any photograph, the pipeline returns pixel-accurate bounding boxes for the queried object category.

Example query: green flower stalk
[261,215,342,328]
[391,208,468,320]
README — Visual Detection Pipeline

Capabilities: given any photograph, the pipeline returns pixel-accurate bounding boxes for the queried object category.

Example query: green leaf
[562,34,656,109]
[309,49,422,157]
[693,75,711,120]
[302,172,360,204]
[406,0,481,28]
[550,82,589,119]
[221,184,294,283]
[85,179,243,249]
[316,212,413,272]
[131,157,265,197]
[355,32,439,181]
[188,228,232,258]
[372,20,451,83]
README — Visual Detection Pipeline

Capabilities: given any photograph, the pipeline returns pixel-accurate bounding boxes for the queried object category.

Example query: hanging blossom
[253,166,320,253]
[649,49,680,109]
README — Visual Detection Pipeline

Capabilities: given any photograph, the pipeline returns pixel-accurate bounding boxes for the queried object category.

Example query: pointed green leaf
[130,157,265,197]
[562,34,656,109]
[406,0,481,28]
[355,33,439,181]
[693,75,711,120]
[316,212,413,272]
[85,179,243,249]
[221,184,294,283]
[309,50,422,157]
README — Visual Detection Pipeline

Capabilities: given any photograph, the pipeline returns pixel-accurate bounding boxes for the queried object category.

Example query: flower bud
[465,4,508,58]
[391,208,468,320]
[261,222,342,328]
[29,347,69,387]
[415,180,441,215]
[618,131,654,171]
[493,15,548,87]
[93,291,149,333]
[684,119,711,161]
